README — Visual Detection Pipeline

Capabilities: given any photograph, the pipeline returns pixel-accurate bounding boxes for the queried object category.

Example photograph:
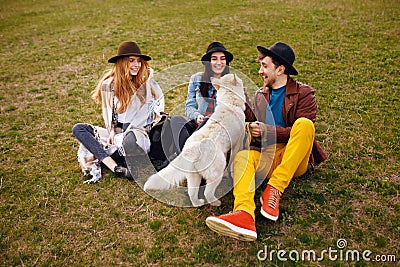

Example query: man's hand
[249,122,262,138]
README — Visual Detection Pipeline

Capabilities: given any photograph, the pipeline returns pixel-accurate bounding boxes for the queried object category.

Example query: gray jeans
[72,123,110,162]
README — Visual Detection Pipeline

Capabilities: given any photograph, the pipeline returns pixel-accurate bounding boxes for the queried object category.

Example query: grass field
[1,0,399,266]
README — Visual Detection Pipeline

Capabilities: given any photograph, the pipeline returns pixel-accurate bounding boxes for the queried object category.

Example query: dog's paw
[210,199,222,207]
[191,198,205,207]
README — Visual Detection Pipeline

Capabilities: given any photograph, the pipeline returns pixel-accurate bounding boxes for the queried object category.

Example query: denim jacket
[185,72,215,121]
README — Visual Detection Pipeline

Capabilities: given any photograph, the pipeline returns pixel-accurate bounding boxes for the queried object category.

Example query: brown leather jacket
[247,77,327,167]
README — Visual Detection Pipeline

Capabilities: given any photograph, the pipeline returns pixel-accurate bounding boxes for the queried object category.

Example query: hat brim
[108,53,151,63]
[201,49,233,64]
[257,46,298,75]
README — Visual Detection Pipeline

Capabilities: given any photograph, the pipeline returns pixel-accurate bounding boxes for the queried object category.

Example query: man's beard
[263,76,275,88]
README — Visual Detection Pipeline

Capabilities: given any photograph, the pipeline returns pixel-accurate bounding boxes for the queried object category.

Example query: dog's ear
[232,73,239,86]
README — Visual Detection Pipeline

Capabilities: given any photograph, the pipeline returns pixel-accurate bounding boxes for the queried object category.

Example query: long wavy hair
[91,57,151,113]
[199,61,230,98]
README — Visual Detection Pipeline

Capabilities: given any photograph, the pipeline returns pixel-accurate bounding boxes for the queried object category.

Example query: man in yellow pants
[206,42,327,241]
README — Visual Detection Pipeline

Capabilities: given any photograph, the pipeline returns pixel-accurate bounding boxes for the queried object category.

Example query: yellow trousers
[233,118,315,220]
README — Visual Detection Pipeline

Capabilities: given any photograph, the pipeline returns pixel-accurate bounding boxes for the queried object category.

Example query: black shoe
[156,152,178,171]
[114,166,133,180]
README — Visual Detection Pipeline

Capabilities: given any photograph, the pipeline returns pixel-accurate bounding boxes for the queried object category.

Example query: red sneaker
[260,184,282,221]
[205,210,257,241]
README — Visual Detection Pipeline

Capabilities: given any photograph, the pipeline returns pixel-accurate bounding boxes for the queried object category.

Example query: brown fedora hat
[257,42,298,75]
[108,41,151,63]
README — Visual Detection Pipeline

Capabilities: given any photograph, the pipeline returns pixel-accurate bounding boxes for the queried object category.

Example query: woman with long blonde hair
[72,41,164,183]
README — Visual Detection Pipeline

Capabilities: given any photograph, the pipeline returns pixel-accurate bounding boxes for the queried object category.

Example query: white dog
[143,74,246,206]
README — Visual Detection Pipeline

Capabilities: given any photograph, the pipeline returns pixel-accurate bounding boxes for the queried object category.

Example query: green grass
[1,0,399,266]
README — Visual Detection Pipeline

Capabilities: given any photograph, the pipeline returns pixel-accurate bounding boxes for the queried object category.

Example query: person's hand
[107,129,115,147]
[249,122,261,138]
[197,114,205,124]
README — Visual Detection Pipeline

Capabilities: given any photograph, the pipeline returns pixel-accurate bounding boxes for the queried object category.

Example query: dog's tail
[144,153,193,191]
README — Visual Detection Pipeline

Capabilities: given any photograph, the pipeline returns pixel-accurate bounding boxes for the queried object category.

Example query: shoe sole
[205,217,257,242]
[260,196,279,221]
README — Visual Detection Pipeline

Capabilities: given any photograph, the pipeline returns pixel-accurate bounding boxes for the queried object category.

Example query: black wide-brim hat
[201,41,233,64]
[257,42,298,75]
[108,41,151,63]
